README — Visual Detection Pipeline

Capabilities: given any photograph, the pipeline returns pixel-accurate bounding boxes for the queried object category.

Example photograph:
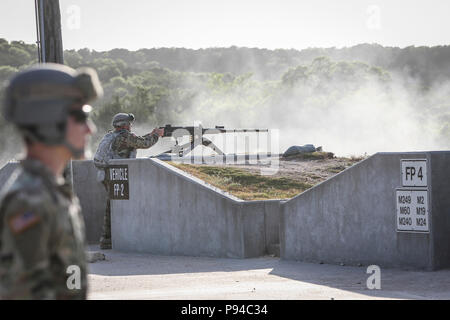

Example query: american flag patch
[8,211,41,234]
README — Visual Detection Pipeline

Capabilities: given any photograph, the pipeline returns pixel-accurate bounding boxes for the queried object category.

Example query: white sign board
[396,189,429,232]
[401,159,427,187]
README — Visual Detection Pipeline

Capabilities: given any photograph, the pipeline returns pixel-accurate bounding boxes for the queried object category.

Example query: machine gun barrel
[217,129,269,133]
[156,124,269,157]
[159,124,268,137]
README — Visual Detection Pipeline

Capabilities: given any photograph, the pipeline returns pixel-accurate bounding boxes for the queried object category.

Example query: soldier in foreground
[94,113,163,249]
[0,63,103,299]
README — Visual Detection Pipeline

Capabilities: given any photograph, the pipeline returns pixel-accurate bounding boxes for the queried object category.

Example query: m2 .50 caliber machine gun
[157,124,269,157]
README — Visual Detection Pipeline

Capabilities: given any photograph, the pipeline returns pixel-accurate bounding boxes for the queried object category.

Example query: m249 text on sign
[396,189,429,232]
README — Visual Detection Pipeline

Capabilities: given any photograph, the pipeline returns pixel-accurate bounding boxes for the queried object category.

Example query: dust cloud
[155,69,450,158]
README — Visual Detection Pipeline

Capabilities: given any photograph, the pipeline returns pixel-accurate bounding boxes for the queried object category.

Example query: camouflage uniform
[0,159,88,299]
[111,129,160,159]
[0,63,102,299]
[96,127,160,249]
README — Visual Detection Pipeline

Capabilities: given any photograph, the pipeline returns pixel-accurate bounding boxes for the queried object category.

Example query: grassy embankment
[170,163,313,200]
[169,152,364,200]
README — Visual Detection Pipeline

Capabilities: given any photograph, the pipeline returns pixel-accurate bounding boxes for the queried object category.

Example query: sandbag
[282,144,317,157]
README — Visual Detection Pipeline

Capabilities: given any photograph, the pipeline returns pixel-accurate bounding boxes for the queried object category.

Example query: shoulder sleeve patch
[8,210,42,234]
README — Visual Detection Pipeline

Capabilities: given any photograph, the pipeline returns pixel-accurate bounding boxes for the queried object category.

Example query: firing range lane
[86,246,450,300]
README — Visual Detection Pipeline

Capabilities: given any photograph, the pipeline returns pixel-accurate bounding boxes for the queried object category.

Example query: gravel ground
[87,246,450,300]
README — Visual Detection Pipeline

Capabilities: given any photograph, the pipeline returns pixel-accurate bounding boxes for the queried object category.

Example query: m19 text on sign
[396,189,429,232]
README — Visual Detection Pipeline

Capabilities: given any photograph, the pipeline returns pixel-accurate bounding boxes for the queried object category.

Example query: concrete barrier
[71,160,108,244]
[280,151,450,270]
[108,158,280,258]
[2,151,448,269]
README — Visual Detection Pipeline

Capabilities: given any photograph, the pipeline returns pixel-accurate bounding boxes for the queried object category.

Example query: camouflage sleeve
[0,190,56,299]
[118,131,160,149]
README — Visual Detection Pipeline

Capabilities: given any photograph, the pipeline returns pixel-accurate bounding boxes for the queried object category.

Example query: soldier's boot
[99,236,111,250]
[99,199,112,250]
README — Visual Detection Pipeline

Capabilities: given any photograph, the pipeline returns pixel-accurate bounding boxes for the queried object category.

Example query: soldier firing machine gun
[157,124,269,157]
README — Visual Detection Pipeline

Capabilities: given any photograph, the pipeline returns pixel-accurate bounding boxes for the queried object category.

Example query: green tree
[6,47,32,67]
[64,50,83,68]
[0,65,18,82]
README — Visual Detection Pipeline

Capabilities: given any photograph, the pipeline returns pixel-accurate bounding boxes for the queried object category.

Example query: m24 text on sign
[396,189,429,232]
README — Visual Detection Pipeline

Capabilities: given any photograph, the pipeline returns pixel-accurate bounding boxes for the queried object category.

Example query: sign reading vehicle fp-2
[107,165,129,200]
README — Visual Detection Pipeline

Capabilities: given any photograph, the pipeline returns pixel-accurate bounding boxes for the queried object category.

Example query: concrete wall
[2,151,448,269]
[109,158,280,258]
[429,152,450,268]
[71,160,108,244]
[237,200,281,257]
[0,159,281,253]
[281,152,450,270]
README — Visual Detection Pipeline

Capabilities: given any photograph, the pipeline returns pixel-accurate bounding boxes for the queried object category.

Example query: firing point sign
[401,159,427,187]
[396,159,429,233]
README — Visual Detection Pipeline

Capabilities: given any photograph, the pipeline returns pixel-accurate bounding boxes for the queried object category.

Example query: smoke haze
[135,62,449,158]
[1,47,449,165]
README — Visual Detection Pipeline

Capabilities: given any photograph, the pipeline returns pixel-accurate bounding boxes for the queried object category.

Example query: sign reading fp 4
[401,159,427,187]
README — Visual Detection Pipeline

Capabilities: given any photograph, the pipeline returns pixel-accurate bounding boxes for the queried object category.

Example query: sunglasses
[68,105,92,123]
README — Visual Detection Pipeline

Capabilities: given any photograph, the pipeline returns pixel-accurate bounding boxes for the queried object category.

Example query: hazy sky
[0,0,449,51]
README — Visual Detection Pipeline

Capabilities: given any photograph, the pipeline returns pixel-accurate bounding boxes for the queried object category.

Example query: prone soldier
[93,113,163,249]
[0,63,102,299]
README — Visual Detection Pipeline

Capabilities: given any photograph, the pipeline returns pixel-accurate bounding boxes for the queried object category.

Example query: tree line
[0,39,449,163]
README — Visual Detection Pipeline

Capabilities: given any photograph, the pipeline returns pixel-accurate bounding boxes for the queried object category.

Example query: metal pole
[34,0,41,62]
[39,0,46,62]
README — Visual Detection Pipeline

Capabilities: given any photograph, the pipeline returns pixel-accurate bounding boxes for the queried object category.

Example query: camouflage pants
[99,173,112,249]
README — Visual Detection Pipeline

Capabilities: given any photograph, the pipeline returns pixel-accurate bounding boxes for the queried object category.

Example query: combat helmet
[3,63,103,156]
[112,112,135,128]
